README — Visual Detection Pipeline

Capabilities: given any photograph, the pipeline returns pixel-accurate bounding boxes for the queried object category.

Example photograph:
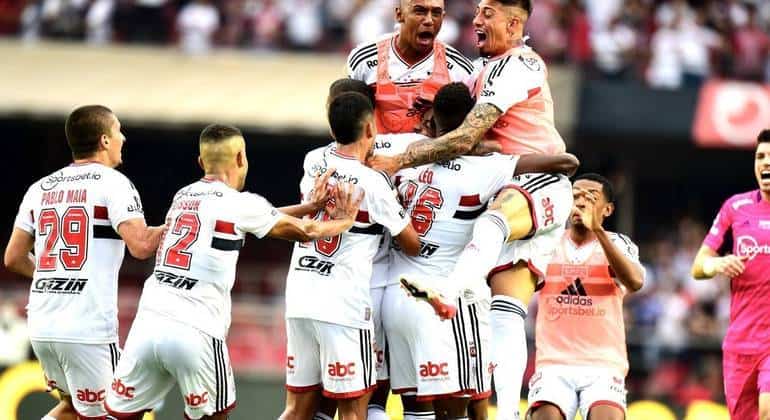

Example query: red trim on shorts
[470,390,492,401]
[588,400,625,413]
[285,384,323,393]
[527,400,567,420]
[528,259,544,279]
[391,386,418,394]
[487,258,542,282]
[499,184,538,236]
[322,384,377,399]
[415,389,473,402]
[183,401,237,420]
[104,401,151,419]
[527,87,542,99]
[72,405,108,420]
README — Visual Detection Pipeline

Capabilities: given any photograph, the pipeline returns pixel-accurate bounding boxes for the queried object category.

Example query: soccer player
[370,1,572,418]
[3,105,165,420]
[386,82,578,420]
[691,129,770,420]
[527,174,644,420]
[104,124,362,420]
[347,0,474,135]
[281,93,421,420]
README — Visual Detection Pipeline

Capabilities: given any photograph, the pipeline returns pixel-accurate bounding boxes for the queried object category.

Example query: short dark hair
[65,105,114,159]
[574,173,614,203]
[433,83,475,133]
[499,0,532,16]
[758,129,770,144]
[199,124,243,144]
[328,92,373,145]
[329,78,375,107]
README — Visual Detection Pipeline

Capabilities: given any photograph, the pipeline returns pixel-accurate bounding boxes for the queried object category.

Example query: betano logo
[736,235,770,260]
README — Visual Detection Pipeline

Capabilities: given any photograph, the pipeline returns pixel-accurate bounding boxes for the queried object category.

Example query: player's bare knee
[587,405,625,420]
[489,262,537,302]
[529,402,564,420]
[490,188,533,241]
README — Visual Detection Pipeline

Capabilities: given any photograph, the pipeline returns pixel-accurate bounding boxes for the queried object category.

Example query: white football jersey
[136,178,282,340]
[347,35,474,86]
[369,133,424,288]
[13,162,145,344]
[285,147,411,329]
[388,153,520,297]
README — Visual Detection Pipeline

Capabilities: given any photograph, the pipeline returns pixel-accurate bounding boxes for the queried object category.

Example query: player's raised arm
[370,103,502,175]
[267,183,363,242]
[574,188,644,291]
[4,228,35,278]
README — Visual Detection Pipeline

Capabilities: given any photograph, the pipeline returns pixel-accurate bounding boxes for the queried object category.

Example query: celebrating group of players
[6,0,770,420]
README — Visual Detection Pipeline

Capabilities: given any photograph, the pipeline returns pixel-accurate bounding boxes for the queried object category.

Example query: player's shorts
[105,314,236,420]
[32,340,119,419]
[285,318,376,399]
[371,285,389,382]
[526,365,627,420]
[490,173,572,283]
[723,350,770,420]
[382,284,491,401]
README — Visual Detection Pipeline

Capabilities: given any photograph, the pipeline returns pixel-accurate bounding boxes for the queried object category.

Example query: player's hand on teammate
[708,254,749,278]
[328,182,364,222]
[367,154,401,177]
[573,188,603,232]
[309,167,337,211]
[469,140,503,156]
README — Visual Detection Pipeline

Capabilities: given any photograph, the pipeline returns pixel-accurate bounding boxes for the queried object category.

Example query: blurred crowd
[0,0,769,87]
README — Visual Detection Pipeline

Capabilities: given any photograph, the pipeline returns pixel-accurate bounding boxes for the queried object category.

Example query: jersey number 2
[163,212,201,270]
[38,207,89,271]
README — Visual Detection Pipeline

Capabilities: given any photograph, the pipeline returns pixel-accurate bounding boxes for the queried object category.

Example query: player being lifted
[527,174,644,420]
[347,0,474,136]
[4,105,165,420]
[691,129,770,420]
[370,1,572,418]
[386,83,578,420]
[105,124,362,420]
[281,93,421,420]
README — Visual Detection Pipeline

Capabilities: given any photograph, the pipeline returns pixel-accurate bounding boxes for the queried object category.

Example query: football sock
[367,404,390,420]
[490,295,527,420]
[403,411,436,419]
[450,211,509,294]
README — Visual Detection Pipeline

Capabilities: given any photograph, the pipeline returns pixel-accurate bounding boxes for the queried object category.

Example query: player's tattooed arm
[399,103,502,168]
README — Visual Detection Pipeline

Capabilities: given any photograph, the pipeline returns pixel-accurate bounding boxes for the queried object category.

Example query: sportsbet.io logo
[736,235,770,260]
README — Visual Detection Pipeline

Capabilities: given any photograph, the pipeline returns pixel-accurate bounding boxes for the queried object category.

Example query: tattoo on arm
[398,103,502,168]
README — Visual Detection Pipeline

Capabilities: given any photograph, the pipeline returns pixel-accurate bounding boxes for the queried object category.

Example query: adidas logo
[555,278,593,306]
